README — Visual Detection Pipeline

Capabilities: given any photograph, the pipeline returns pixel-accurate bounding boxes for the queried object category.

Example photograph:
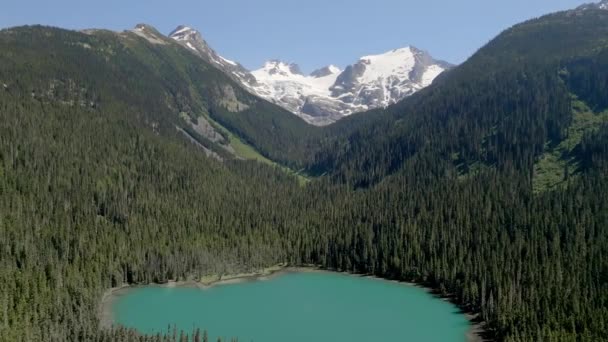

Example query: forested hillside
[0,8,607,342]
[0,24,318,167]
[309,10,608,188]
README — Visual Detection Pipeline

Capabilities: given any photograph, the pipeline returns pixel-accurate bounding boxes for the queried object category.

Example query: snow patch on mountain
[169,25,257,86]
[422,65,444,87]
[220,56,237,66]
[168,24,451,125]
[248,61,343,118]
[246,46,451,124]
[357,48,416,84]
[251,60,340,97]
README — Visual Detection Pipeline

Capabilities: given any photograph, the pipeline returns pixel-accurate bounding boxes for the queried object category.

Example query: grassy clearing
[203,114,310,185]
[533,98,608,193]
[533,150,571,193]
[228,134,273,163]
[229,133,310,185]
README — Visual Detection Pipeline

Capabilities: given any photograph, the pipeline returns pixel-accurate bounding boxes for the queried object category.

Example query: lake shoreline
[99,264,488,341]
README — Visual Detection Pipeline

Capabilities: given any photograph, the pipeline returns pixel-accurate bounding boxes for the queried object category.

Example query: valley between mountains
[168,24,451,125]
[1,2,608,342]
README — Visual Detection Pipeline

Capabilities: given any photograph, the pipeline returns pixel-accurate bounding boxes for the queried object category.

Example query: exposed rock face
[131,24,168,45]
[247,47,452,125]
[217,84,249,112]
[169,25,452,125]
[169,26,257,86]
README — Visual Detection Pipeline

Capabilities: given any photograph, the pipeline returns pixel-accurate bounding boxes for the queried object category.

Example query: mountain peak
[360,46,413,62]
[131,24,167,45]
[171,25,194,34]
[247,46,449,125]
[168,25,212,57]
[134,23,160,32]
[169,25,202,42]
[168,25,257,87]
[310,65,342,78]
[167,27,448,125]
[262,60,303,76]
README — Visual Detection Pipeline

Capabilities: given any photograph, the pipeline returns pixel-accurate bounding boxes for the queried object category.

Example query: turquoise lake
[111,271,471,342]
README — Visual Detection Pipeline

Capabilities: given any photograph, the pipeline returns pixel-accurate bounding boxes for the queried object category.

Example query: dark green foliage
[563,49,608,113]
[308,9,608,187]
[208,102,319,168]
[0,24,316,169]
[1,9,608,342]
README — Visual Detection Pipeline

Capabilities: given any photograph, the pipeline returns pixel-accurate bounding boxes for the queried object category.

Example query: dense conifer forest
[0,8,607,342]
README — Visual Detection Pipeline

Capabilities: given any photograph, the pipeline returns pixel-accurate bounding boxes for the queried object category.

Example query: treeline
[1,84,607,341]
[100,327,238,342]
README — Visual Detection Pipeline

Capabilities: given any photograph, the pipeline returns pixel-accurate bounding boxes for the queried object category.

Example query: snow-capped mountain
[577,0,608,10]
[245,47,451,125]
[169,26,257,86]
[169,25,451,125]
[249,61,344,124]
[329,47,449,117]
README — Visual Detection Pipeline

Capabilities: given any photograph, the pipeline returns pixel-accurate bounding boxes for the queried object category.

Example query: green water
[112,272,471,342]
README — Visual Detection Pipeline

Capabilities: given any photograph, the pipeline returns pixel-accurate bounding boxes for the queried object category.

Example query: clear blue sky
[0,0,590,73]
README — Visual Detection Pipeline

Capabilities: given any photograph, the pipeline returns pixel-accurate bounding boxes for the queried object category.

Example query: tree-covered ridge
[533,97,608,192]
[0,8,607,342]
[309,9,608,188]
[0,74,300,341]
[0,24,318,168]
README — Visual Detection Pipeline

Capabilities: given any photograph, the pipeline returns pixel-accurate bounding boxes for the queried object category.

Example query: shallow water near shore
[110,271,471,342]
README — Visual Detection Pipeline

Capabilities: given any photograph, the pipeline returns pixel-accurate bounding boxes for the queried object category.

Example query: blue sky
[0,0,590,73]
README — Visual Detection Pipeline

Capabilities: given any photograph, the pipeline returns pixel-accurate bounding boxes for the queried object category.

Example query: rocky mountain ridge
[169,26,451,125]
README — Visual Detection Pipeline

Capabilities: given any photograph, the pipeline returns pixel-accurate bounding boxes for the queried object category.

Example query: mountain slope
[248,47,451,125]
[577,0,608,10]
[85,24,317,167]
[1,7,608,342]
[85,24,319,167]
[294,8,608,340]
[249,60,343,125]
[0,24,312,342]
[169,25,257,86]
[308,8,608,187]
[169,26,451,125]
